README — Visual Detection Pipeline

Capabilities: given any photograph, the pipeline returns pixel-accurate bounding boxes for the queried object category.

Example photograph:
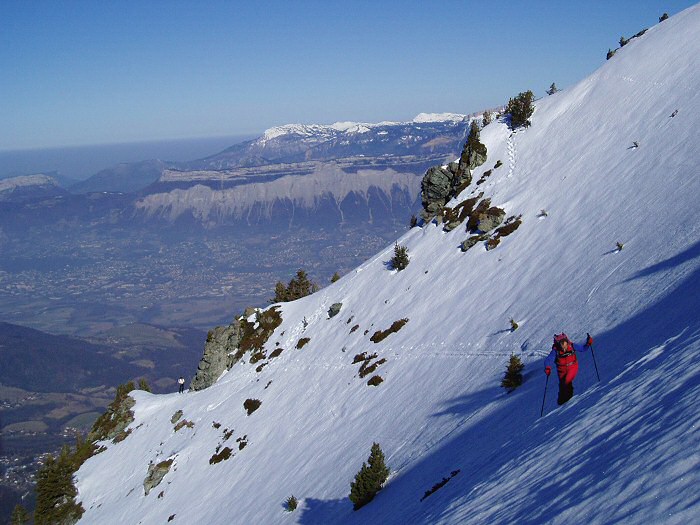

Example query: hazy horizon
[0,134,255,182]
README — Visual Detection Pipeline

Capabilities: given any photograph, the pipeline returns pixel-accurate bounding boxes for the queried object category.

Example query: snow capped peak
[412,112,466,123]
[257,113,466,144]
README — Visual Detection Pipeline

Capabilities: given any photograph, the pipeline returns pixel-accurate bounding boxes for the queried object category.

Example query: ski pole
[540,374,549,418]
[588,333,601,382]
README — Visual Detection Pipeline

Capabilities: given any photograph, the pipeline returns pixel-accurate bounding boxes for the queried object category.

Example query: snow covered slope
[75,6,700,525]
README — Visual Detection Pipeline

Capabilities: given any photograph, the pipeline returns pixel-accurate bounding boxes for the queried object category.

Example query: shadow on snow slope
[298,241,700,525]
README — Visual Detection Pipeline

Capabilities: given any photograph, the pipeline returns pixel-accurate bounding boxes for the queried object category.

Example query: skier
[544,333,593,405]
[177,376,185,394]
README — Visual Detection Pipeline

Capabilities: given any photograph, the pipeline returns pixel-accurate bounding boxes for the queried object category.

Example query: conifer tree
[390,243,410,271]
[482,111,492,126]
[331,272,341,283]
[138,378,151,392]
[11,504,29,525]
[349,443,390,510]
[501,354,525,391]
[272,281,288,303]
[505,90,535,129]
[34,449,84,525]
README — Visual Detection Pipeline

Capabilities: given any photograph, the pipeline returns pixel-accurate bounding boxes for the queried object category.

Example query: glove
[545,366,551,376]
[586,333,593,347]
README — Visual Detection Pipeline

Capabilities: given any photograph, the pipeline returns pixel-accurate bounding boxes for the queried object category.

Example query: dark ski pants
[178,384,185,394]
[557,361,579,405]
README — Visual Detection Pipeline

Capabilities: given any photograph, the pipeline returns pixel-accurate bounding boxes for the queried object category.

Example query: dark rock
[420,166,455,220]
[478,207,507,233]
[328,303,343,318]
[144,459,174,496]
[461,234,488,252]
[190,320,243,391]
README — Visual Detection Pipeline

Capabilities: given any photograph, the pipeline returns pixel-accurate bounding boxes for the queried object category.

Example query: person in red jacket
[544,333,593,405]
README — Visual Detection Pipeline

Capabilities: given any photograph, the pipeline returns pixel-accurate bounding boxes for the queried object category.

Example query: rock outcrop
[144,459,174,496]
[190,320,243,391]
[190,306,284,391]
[328,303,343,318]
[420,120,487,221]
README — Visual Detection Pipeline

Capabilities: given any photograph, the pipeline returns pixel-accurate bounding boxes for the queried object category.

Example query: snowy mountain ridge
[259,113,467,144]
[74,6,700,525]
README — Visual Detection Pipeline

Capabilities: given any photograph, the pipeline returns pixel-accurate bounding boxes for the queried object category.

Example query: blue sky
[1,0,696,150]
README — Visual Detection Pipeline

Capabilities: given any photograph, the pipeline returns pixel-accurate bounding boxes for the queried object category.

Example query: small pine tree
[505,90,535,129]
[659,13,669,22]
[349,443,390,511]
[510,319,519,332]
[138,378,151,392]
[390,243,410,271]
[34,449,84,525]
[501,354,525,391]
[607,48,616,60]
[272,281,288,303]
[330,272,341,283]
[482,111,492,126]
[271,269,318,303]
[285,495,298,512]
[546,82,559,95]
[11,504,30,525]
[409,214,418,228]
[619,35,629,47]
[616,242,624,251]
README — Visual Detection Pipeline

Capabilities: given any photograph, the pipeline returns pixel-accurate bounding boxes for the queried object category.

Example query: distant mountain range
[0,113,478,230]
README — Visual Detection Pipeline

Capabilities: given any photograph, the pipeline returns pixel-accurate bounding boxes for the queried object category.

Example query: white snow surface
[76,6,700,525]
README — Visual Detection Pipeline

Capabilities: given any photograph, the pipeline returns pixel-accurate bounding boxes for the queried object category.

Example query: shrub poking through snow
[331,272,340,283]
[359,359,387,379]
[209,447,233,464]
[659,12,669,22]
[349,443,390,511]
[235,306,283,361]
[510,319,519,332]
[174,420,194,432]
[170,410,183,424]
[296,337,310,349]
[353,352,375,364]
[410,214,418,228]
[285,495,298,512]
[367,375,384,387]
[244,398,262,415]
[494,160,503,169]
[370,319,409,343]
[89,381,136,443]
[390,242,410,271]
[420,470,461,501]
[616,242,625,251]
[501,354,525,391]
